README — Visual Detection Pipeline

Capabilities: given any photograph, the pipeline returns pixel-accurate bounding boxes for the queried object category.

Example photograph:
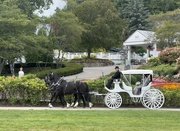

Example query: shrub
[0,75,48,106]
[34,63,83,79]
[153,64,178,77]
[147,57,160,66]
[157,87,180,108]
[139,63,178,77]
[176,57,180,70]
[158,47,180,64]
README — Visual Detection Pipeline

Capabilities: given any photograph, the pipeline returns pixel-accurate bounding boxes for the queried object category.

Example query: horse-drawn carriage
[104,69,165,110]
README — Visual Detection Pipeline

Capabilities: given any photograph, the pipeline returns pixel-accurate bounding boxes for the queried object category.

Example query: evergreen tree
[122,0,150,35]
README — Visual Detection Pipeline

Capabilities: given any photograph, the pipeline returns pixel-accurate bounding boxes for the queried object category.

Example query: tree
[49,10,84,67]
[122,0,150,35]
[155,21,180,49]
[148,9,180,28]
[16,0,53,18]
[0,0,53,19]
[144,0,180,14]
[72,0,126,58]
[113,0,180,15]
[148,9,180,49]
[0,0,36,75]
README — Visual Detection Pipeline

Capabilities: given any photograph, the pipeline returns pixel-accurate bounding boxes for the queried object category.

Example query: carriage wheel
[104,93,122,109]
[141,89,165,110]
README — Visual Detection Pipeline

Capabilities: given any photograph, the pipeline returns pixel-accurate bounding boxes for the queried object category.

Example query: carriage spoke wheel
[142,89,165,110]
[105,93,122,109]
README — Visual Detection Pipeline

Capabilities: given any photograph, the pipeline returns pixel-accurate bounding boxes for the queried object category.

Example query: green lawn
[0,110,179,131]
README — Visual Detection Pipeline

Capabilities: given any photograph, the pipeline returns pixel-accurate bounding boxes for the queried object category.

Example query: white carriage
[104,70,165,110]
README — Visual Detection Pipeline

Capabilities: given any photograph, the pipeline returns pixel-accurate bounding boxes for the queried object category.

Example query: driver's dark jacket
[112,70,121,79]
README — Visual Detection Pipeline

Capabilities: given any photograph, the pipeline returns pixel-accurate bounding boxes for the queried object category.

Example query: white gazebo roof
[123,30,155,46]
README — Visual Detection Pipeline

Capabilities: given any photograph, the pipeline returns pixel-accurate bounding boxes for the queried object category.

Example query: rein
[51,76,64,87]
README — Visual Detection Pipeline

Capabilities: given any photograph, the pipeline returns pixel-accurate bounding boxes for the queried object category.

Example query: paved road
[64,65,140,81]
[64,65,116,81]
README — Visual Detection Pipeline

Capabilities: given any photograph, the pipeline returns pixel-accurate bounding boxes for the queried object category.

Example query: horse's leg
[88,94,93,109]
[59,94,65,107]
[80,93,86,108]
[73,93,79,108]
[70,95,75,107]
[84,93,93,108]
[60,94,70,108]
[70,94,76,107]
[48,92,56,108]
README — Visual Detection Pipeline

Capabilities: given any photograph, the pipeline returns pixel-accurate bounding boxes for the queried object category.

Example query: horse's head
[44,75,52,87]
[47,72,60,85]
[48,72,55,82]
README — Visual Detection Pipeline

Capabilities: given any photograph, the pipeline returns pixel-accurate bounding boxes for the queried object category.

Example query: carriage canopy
[121,70,153,75]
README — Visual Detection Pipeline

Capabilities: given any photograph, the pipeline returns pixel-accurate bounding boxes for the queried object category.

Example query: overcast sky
[34,0,66,17]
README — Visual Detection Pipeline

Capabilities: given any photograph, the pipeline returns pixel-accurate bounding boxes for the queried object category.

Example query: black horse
[44,72,93,108]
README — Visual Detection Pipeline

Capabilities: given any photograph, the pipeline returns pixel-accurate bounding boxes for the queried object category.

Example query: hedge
[0,74,48,106]
[34,63,83,79]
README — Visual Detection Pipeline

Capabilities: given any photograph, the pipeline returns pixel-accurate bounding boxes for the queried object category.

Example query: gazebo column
[127,45,131,60]
[147,48,150,57]
[125,45,131,69]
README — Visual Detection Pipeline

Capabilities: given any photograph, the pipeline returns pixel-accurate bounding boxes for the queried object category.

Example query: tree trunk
[9,60,15,76]
[87,48,91,59]
[56,49,62,68]
[0,59,5,75]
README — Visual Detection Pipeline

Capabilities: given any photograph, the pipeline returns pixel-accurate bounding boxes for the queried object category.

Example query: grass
[0,110,179,131]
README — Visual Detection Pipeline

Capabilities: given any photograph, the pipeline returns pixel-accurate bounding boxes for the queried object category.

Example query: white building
[123,30,160,67]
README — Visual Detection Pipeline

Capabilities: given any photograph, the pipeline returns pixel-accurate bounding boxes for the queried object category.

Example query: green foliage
[176,57,180,70]
[49,10,84,53]
[87,73,113,93]
[15,0,53,18]
[0,74,47,105]
[139,63,178,77]
[144,0,180,14]
[148,9,180,49]
[0,2,33,61]
[147,57,160,66]
[159,88,180,108]
[81,54,97,59]
[23,35,53,63]
[121,0,150,35]
[73,0,125,57]
[113,0,180,15]
[148,9,180,25]
[158,47,180,64]
[155,21,180,49]
[34,63,83,79]
[131,46,146,57]
[70,58,114,67]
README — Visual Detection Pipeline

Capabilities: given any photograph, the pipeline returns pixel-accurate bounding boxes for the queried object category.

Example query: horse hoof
[70,102,74,107]
[67,103,70,108]
[89,102,93,108]
[48,103,53,108]
[73,102,79,108]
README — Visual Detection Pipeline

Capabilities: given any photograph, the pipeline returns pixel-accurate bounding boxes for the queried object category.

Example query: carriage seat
[122,81,132,90]
[104,80,124,93]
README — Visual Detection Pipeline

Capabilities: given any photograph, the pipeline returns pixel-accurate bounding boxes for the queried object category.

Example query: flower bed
[152,78,180,90]
[151,78,180,108]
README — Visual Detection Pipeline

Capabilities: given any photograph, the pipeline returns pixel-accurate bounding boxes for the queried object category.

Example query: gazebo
[123,30,158,68]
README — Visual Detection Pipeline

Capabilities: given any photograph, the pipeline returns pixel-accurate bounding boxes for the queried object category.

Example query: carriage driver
[106,66,122,89]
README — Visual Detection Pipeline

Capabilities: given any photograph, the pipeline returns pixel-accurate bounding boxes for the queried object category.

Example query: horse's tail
[84,82,91,103]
